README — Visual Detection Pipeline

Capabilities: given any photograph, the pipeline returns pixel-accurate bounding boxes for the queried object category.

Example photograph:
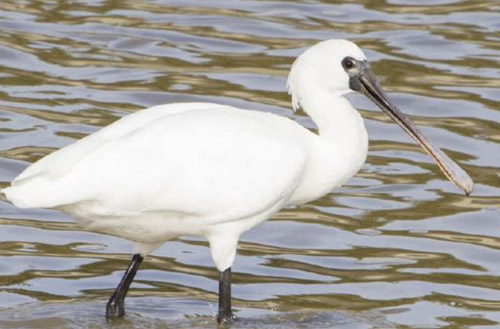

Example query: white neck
[300,90,367,149]
[288,89,369,205]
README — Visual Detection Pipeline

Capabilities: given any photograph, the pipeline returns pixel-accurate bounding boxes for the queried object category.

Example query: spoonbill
[2,39,473,323]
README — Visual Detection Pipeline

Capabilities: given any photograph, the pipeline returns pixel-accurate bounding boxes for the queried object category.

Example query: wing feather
[4,104,308,223]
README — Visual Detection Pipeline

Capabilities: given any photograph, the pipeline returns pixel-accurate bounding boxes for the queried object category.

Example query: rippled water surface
[0,0,499,328]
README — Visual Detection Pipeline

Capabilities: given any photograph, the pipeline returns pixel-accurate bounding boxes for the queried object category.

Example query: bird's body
[4,100,367,269]
[2,39,472,322]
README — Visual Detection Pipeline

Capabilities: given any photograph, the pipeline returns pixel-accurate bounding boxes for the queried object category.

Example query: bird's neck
[304,91,369,182]
[287,91,369,205]
[300,91,367,149]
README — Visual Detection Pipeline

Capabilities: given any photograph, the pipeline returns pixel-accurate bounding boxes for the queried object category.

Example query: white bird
[2,39,473,323]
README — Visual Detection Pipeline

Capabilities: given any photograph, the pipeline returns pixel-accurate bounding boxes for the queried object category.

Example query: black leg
[217,267,236,323]
[106,253,143,320]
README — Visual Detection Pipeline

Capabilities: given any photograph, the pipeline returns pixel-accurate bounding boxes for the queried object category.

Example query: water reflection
[0,0,498,328]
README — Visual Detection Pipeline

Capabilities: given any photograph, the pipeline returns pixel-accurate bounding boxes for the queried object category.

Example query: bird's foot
[106,297,125,320]
[217,312,237,324]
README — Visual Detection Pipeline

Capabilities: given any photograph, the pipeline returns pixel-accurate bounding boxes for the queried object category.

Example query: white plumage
[3,98,367,269]
[2,39,471,322]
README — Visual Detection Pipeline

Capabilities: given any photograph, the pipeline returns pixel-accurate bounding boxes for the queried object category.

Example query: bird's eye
[342,57,357,70]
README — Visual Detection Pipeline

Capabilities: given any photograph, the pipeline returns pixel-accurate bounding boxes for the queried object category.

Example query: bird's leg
[106,253,144,320]
[217,267,236,323]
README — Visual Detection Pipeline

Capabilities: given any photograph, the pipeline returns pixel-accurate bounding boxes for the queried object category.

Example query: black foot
[217,267,235,324]
[106,297,125,320]
[105,253,143,320]
[217,312,237,324]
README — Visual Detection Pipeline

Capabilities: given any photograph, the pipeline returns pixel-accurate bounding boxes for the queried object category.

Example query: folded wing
[4,103,308,224]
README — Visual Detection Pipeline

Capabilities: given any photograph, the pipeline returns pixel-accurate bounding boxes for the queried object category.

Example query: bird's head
[287,39,473,195]
[287,39,366,106]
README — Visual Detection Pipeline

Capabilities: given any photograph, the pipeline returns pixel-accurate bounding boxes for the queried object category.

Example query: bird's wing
[5,105,309,223]
[10,102,220,183]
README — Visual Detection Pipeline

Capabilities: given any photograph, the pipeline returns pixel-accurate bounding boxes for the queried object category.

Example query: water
[0,0,499,328]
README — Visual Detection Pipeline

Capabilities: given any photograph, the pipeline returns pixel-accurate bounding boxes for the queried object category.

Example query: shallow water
[0,0,499,328]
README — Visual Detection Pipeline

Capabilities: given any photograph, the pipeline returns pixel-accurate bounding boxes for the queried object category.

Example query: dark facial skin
[341,56,473,195]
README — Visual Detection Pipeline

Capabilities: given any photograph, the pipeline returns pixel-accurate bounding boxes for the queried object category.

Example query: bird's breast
[288,115,368,205]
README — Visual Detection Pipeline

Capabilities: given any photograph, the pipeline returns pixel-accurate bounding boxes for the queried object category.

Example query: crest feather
[286,54,303,112]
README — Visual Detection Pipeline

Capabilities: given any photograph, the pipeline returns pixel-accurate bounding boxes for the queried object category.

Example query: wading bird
[2,40,473,323]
